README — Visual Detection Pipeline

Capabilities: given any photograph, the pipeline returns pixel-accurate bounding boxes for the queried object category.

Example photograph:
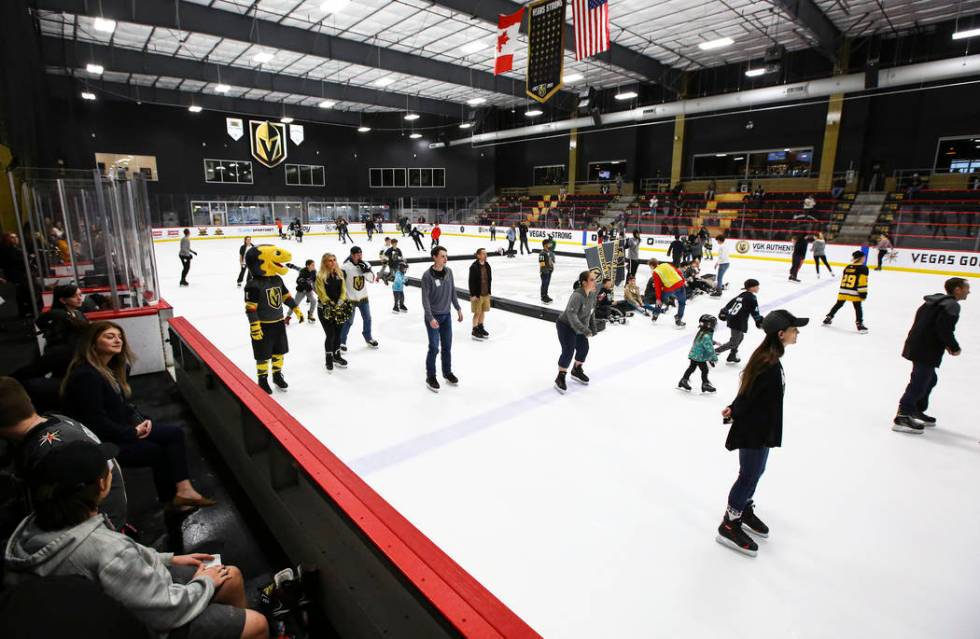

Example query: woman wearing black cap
[716,309,808,557]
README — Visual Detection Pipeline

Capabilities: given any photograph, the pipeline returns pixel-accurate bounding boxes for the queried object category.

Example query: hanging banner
[526,0,566,103]
[584,240,625,285]
[494,7,525,75]
[226,117,244,141]
[249,120,288,168]
[289,124,304,146]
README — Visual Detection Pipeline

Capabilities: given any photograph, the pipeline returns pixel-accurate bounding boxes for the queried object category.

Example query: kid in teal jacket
[679,315,719,393]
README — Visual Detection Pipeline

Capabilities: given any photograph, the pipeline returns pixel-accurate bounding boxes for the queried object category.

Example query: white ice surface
[156,232,980,638]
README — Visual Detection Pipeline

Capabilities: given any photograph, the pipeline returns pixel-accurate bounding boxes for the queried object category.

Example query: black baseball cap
[350,246,362,254]
[762,309,809,335]
[29,440,118,495]
[743,278,760,289]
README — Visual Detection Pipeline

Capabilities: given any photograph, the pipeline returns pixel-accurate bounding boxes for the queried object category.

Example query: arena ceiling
[34,0,980,125]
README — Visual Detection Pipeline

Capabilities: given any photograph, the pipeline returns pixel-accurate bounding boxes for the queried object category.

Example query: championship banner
[289,124,304,145]
[526,0,566,103]
[249,120,288,168]
[584,240,625,285]
[226,117,244,141]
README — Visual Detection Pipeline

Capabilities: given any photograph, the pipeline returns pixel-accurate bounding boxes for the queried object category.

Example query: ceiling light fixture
[460,41,485,55]
[214,83,231,93]
[614,90,638,101]
[93,17,116,33]
[320,0,351,15]
[280,116,294,124]
[357,126,371,133]
[404,113,420,121]
[81,91,96,100]
[409,132,422,139]
[459,122,474,129]
[698,37,734,51]
[564,72,584,82]
[745,67,766,77]
[467,97,486,106]
[86,63,104,75]
[374,76,395,87]
[252,51,274,64]
[318,100,335,109]
[952,27,980,40]
[525,108,543,117]
[188,105,202,113]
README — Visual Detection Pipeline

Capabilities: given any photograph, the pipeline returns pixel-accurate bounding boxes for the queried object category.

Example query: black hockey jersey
[837,263,869,302]
[720,291,763,333]
[245,275,297,324]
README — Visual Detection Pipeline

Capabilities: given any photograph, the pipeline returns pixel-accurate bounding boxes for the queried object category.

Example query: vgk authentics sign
[526,0,565,103]
[249,120,288,168]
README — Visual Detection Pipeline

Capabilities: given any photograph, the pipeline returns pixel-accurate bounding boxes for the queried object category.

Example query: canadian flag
[494,7,525,75]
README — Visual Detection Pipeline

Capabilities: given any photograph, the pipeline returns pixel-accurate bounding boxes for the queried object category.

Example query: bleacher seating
[482,192,615,228]
[881,189,980,251]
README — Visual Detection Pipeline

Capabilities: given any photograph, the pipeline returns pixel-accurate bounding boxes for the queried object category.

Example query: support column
[818,94,844,191]
[670,115,685,186]
[568,128,578,195]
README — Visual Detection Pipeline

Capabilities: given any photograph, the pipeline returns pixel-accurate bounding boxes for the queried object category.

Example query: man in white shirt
[712,235,731,296]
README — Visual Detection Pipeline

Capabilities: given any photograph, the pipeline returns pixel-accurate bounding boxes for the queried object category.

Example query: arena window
[203,159,253,184]
[285,163,326,187]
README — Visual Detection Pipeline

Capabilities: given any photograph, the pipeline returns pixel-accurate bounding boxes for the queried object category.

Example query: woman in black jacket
[61,321,214,511]
[716,309,808,557]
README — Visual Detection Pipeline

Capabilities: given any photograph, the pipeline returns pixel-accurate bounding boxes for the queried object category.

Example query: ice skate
[856,324,869,334]
[674,317,686,329]
[426,376,440,393]
[325,353,333,373]
[365,339,379,349]
[913,412,936,427]
[716,516,758,556]
[726,353,741,365]
[554,372,567,394]
[443,372,459,386]
[478,324,489,338]
[822,315,833,326]
[333,351,348,368]
[272,372,288,390]
[741,501,769,538]
[471,327,488,341]
[892,414,924,434]
[258,377,273,395]
[570,365,590,385]
[702,381,716,393]
[677,378,692,392]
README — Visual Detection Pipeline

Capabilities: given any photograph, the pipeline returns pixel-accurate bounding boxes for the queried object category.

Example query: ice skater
[518,220,530,254]
[178,229,197,287]
[236,236,253,287]
[715,279,763,364]
[489,220,497,242]
[812,232,832,277]
[468,248,492,341]
[712,235,730,296]
[421,246,462,393]
[315,253,351,372]
[539,238,555,303]
[340,247,379,352]
[892,277,969,434]
[823,250,870,333]
[678,314,719,393]
[292,259,318,322]
[337,218,353,244]
[626,230,642,277]
[875,233,892,271]
[717,309,808,556]
[294,219,304,243]
[788,234,809,282]
[506,225,517,257]
[391,263,408,313]
[554,270,597,394]
[644,258,687,328]
[410,225,426,252]
[430,222,442,249]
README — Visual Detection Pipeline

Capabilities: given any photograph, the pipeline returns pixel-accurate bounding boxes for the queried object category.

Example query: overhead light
[318,99,335,108]
[357,126,371,133]
[564,72,584,83]
[214,83,231,93]
[320,0,351,14]
[733,156,744,161]
[525,108,543,117]
[409,132,422,139]
[81,91,96,100]
[280,116,294,124]
[188,105,202,113]
[698,37,734,51]
[614,90,638,101]
[459,122,474,129]
[86,63,104,75]
[252,51,274,63]
[403,113,420,121]
[460,41,486,55]
[745,67,766,77]
[467,97,486,106]
[93,17,116,33]
[952,27,980,40]
[374,76,394,87]
[715,153,727,157]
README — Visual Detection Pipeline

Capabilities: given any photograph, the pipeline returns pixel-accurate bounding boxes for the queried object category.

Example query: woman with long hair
[34,284,89,375]
[61,321,214,511]
[716,309,808,556]
[236,235,253,287]
[554,270,598,394]
[811,232,833,277]
[315,253,352,372]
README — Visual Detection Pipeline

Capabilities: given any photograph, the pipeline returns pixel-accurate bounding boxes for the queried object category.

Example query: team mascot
[244,244,304,393]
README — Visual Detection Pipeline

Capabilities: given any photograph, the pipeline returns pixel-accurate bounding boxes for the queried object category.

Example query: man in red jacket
[643,258,688,328]
[431,223,442,248]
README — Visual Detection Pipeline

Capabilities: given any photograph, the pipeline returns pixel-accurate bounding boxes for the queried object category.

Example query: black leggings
[520,238,530,254]
[319,310,342,354]
[682,360,709,382]
[828,299,863,324]
[179,256,192,283]
[814,255,832,274]
[413,236,425,251]
[114,422,190,503]
[877,249,887,269]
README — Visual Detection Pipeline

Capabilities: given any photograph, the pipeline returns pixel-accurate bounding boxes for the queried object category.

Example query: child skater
[715,279,763,364]
[678,314,719,393]
[378,237,392,285]
[391,262,408,313]
[823,250,869,333]
[293,259,318,322]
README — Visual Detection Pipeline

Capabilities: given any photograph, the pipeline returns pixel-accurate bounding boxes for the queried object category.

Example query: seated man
[4,441,269,639]
[683,258,717,296]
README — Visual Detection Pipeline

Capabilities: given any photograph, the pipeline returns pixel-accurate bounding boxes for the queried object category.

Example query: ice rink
[155,230,980,638]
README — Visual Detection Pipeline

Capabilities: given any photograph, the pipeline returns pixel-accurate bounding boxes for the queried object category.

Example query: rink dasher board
[152,224,980,278]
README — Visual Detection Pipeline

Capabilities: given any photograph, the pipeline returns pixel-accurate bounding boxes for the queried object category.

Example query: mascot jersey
[243,244,302,384]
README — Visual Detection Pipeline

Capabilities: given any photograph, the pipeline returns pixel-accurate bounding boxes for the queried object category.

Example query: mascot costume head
[245,244,293,279]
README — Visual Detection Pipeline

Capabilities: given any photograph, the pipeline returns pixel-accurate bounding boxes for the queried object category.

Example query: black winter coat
[725,361,784,450]
[61,363,142,444]
[902,293,961,368]
[468,260,492,297]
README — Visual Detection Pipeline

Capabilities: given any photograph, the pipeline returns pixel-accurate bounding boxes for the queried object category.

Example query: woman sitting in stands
[35,284,90,376]
[61,321,215,512]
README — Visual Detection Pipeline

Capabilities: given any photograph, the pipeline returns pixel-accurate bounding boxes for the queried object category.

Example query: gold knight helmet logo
[249,120,287,168]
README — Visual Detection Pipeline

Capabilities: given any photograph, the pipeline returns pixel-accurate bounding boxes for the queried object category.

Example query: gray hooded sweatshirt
[558,287,598,335]
[4,513,214,637]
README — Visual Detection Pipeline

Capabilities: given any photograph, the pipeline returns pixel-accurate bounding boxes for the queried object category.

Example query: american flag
[573,0,610,60]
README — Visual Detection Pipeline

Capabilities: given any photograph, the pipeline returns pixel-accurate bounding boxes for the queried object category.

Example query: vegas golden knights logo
[266,286,283,309]
[249,120,287,168]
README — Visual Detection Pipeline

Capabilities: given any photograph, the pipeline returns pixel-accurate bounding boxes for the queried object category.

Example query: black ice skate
[478,324,489,338]
[472,327,488,341]
[822,315,833,326]
[677,378,692,392]
[702,381,716,393]
[913,412,937,427]
[674,317,686,329]
[554,372,567,394]
[393,306,400,314]
[333,351,348,368]
[541,296,553,304]
[570,365,590,385]
[892,414,925,434]
[726,353,741,365]
[258,376,273,394]
[716,516,759,556]
[325,353,333,373]
[339,343,348,352]
[741,501,769,538]
[365,339,379,349]
[426,376,440,393]
[272,372,288,390]
[443,372,459,386]
[399,304,408,313]
[856,324,869,334]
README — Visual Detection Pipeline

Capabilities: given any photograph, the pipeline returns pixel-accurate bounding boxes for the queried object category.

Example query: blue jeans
[727,447,769,514]
[653,286,687,320]
[540,271,552,298]
[898,361,938,415]
[340,299,372,344]
[556,321,589,369]
[716,262,730,291]
[425,313,453,377]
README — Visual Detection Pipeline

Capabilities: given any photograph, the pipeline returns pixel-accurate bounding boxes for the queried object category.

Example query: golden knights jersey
[245,275,296,323]
[837,263,869,302]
